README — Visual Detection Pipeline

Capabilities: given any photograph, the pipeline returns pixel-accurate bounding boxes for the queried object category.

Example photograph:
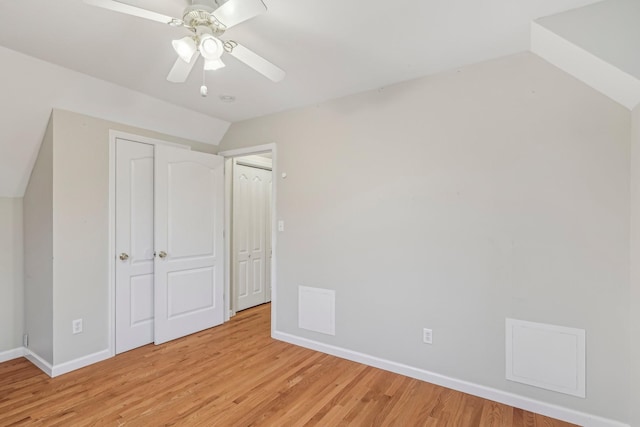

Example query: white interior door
[115,139,154,354]
[233,163,272,311]
[154,146,224,344]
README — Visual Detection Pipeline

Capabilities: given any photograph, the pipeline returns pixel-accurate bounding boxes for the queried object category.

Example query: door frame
[107,130,192,357]
[219,143,278,335]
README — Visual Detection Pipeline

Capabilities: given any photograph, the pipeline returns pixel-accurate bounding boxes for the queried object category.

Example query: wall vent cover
[298,286,335,336]
[506,318,585,398]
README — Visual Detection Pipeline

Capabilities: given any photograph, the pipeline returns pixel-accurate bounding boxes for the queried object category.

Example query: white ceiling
[0,0,610,198]
[0,0,603,123]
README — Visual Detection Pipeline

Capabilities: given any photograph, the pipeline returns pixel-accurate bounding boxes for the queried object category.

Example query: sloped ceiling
[0,0,605,197]
[536,0,640,79]
[0,46,230,197]
[532,0,640,110]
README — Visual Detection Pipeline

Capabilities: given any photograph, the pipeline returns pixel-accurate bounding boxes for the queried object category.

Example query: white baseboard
[50,349,111,377]
[25,348,111,378]
[24,349,53,376]
[273,331,629,427]
[0,347,26,363]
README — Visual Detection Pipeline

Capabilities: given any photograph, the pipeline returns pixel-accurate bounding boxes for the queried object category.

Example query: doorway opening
[219,144,277,333]
[230,154,273,313]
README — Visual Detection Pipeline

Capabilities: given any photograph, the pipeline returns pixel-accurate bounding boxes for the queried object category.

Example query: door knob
[119,253,129,261]
[158,251,167,259]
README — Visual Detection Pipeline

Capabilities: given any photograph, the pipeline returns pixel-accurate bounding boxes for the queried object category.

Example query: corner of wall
[23,112,54,365]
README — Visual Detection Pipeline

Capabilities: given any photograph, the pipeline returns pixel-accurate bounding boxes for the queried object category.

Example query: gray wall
[0,197,23,352]
[631,104,640,427]
[219,53,631,422]
[24,116,54,364]
[49,109,218,365]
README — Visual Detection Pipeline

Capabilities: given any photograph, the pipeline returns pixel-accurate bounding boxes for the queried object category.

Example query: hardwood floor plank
[0,303,578,426]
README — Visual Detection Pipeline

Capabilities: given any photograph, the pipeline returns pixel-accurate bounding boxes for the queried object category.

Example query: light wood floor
[0,304,577,426]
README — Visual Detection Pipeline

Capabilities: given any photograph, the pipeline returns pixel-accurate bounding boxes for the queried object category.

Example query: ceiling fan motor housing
[183,4,226,35]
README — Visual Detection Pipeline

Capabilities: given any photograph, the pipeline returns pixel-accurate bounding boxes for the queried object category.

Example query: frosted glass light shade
[204,58,226,71]
[199,35,223,60]
[172,37,197,63]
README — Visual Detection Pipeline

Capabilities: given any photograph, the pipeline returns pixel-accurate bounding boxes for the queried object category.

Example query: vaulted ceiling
[0,0,603,122]
[0,0,617,197]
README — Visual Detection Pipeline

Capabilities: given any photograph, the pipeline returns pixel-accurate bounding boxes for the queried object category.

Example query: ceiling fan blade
[83,0,176,24]
[212,0,267,29]
[167,52,200,83]
[227,42,285,82]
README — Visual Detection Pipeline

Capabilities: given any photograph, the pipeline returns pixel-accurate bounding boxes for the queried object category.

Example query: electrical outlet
[423,328,433,344]
[72,319,83,335]
[23,334,29,347]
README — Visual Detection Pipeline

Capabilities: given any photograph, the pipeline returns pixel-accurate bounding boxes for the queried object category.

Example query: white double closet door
[233,163,272,312]
[115,138,224,354]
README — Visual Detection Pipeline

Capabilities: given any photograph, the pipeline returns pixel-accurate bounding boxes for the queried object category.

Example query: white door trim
[107,130,192,357]
[219,143,278,335]
[235,155,272,171]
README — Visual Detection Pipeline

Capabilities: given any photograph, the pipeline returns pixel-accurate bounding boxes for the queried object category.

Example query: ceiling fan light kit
[84,0,285,93]
[199,34,224,60]
[205,58,226,71]
[172,37,198,63]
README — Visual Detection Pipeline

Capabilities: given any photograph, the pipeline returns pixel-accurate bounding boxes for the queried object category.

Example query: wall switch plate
[278,220,285,232]
[423,328,433,344]
[72,319,83,334]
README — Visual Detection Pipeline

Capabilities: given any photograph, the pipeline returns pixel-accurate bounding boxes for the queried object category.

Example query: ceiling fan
[84,0,285,94]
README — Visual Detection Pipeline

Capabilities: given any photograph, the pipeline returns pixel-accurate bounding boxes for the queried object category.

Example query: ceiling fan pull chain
[200,65,208,97]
